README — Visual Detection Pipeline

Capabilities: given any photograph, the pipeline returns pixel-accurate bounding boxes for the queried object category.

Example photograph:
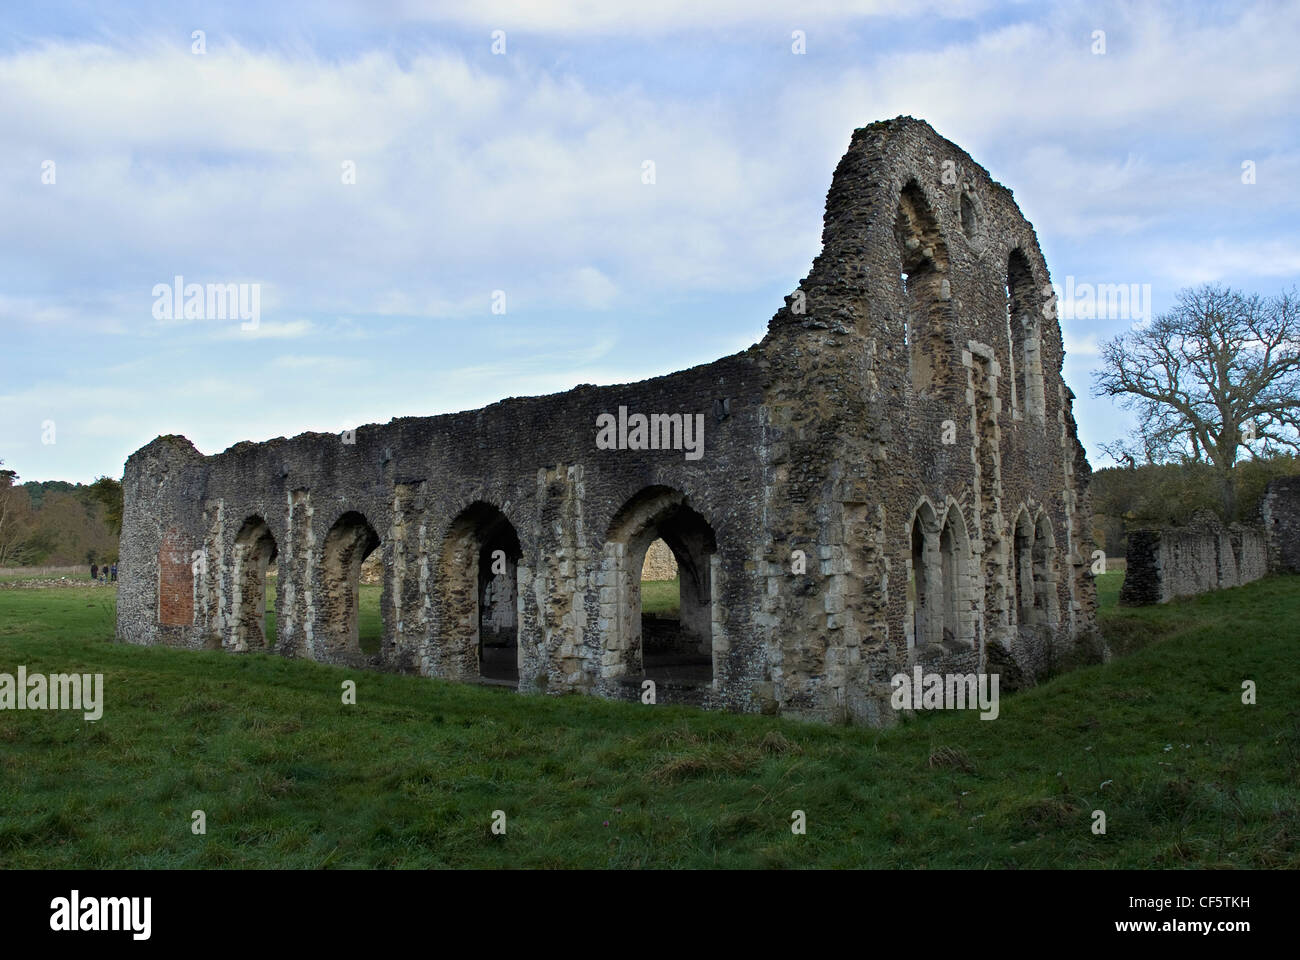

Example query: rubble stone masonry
[117,117,1102,724]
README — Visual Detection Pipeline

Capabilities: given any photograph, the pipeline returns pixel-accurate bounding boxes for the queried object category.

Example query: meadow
[0,569,1295,868]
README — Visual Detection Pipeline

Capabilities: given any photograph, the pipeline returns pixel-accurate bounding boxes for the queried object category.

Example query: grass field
[640,577,679,617]
[0,569,1296,868]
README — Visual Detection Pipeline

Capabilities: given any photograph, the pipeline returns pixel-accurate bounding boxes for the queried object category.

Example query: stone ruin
[1120,513,1269,606]
[641,539,678,581]
[1261,476,1300,575]
[116,117,1099,725]
[1121,477,1300,605]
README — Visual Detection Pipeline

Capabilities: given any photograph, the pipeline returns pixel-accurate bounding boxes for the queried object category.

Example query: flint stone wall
[1119,512,1270,606]
[642,540,679,581]
[1261,476,1300,574]
[117,117,1099,725]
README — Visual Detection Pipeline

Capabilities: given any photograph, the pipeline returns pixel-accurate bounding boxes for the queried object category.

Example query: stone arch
[938,500,976,648]
[232,515,277,651]
[437,501,522,685]
[1012,505,1035,627]
[906,498,941,649]
[1007,248,1045,423]
[321,510,381,658]
[602,486,717,685]
[1031,510,1060,628]
[895,180,951,393]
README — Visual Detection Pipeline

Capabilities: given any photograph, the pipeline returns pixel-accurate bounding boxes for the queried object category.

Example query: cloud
[1063,330,1100,358]
[1,1,1296,481]
[389,0,994,34]
[1147,238,1300,286]
[215,320,314,340]
[0,39,822,335]
[269,353,363,371]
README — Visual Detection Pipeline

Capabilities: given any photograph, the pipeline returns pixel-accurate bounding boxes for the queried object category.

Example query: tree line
[0,462,122,566]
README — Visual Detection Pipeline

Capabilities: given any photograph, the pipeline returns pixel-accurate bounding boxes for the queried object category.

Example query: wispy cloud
[0,0,1294,480]
[215,320,314,340]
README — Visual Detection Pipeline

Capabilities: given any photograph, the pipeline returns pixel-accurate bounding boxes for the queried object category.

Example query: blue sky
[2,0,1298,483]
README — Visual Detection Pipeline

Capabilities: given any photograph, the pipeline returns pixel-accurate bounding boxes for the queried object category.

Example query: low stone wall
[1120,513,1269,606]
[1261,476,1300,574]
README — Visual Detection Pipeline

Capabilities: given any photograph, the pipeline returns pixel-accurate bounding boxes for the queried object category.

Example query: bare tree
[1093,284,1300,519]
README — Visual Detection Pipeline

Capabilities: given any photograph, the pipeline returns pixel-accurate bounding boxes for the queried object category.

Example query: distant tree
[0,465,123,567]
[23,479,74,509]
[0,461,35,565]
[88,476,124,536]
[1093,284,1300,520]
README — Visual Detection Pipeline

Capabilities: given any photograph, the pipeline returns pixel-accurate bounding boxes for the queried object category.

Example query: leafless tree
[1092,284,1300,519]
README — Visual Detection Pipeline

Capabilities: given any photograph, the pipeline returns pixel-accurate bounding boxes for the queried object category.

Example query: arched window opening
[960,192,978,238]
[907,503,939,649]
[901,272,911,348]
[940,520,959,644]
[1032,513,1059,628]
[910,514,927,648]
[1013,509,1035,627]
[938,505,974,649]
[895,181,951,393]
[1008,249,1045,423]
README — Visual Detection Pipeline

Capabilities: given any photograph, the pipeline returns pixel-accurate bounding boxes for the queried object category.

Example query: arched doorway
[233,515,277,651]
[604,487,716,685]
[440,502,522,685]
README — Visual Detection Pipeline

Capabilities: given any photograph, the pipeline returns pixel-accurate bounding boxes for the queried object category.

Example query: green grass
[0,570,1296,868]
[1095,568,1123,611]
[641,577,679,617]
[0,572,102,583]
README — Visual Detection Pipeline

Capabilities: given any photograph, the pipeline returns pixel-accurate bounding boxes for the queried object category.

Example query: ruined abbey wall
[117,117,1099,725]
[641,540,678,581]
[1120,479,1300,606]
[1261,476,1300,574]
[1120,515,1269,606]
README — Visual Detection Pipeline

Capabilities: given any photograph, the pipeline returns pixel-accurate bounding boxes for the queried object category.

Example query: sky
[2,0,1297,484]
